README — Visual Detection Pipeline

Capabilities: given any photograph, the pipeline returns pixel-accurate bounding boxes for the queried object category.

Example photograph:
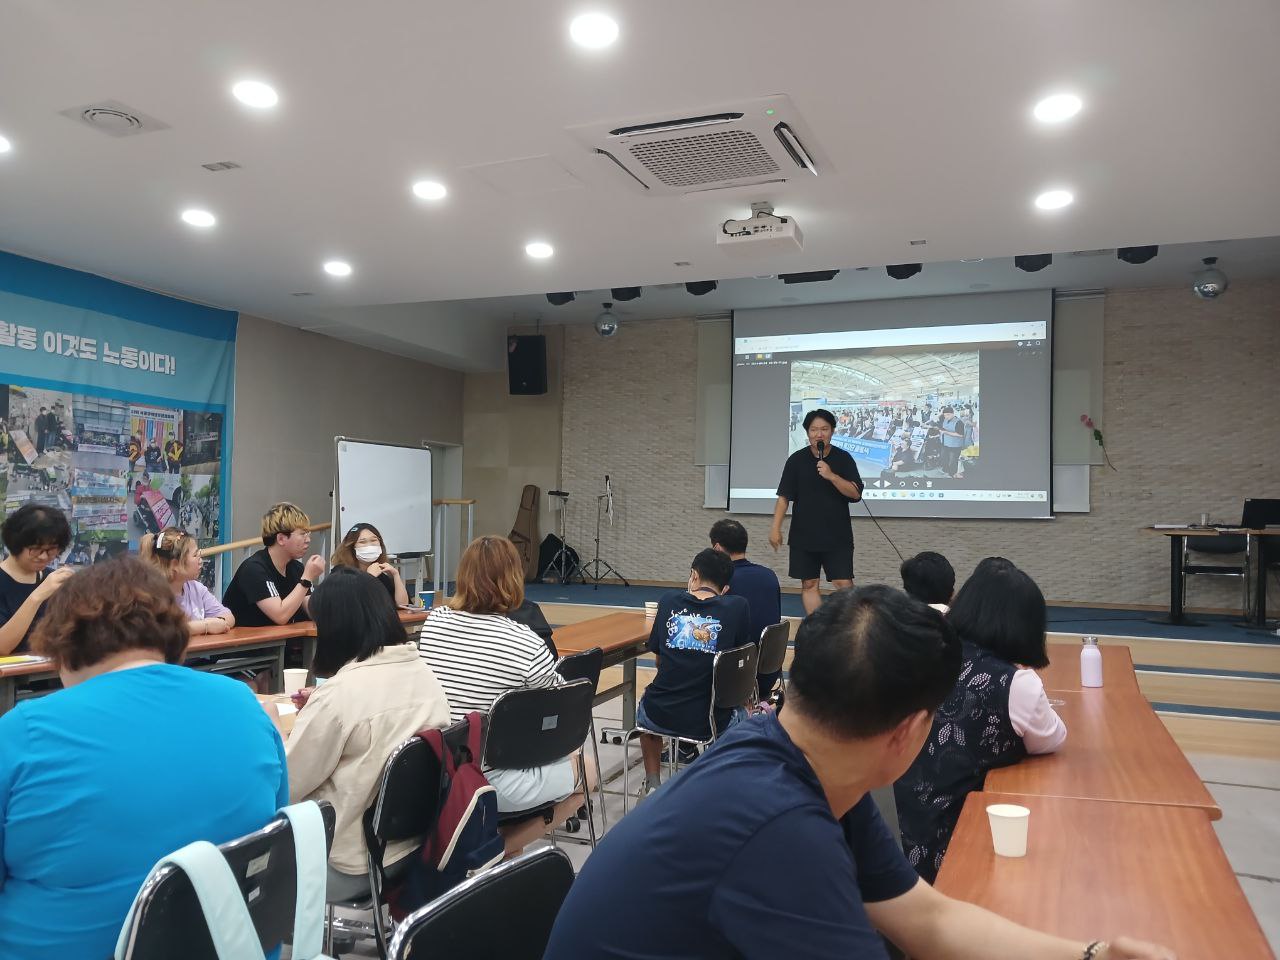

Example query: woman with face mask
[330,522,409,606]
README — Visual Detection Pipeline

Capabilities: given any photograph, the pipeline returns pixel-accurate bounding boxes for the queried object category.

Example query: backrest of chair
[368,736,442,846]
[712,642,761,711]
[556,646,603,688]
[482,680,595,771]
[388,846,574,960]
[755,622,790,677]
[1242,499,1280,562]
[121,802,336,960]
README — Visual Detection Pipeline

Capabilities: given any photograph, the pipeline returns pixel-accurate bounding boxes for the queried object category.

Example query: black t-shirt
[0,567,48,653]
[507,599,557,658]
[776,445,863,549]
[642,590,751,738]
[222,548,309,628]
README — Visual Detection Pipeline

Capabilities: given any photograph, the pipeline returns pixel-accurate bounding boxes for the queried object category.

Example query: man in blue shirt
[710,518,783,696]
[635,548,750,796]
[546,586,1172,960]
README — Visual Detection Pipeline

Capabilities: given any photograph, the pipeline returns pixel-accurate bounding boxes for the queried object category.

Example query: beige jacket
[286,643,451,874]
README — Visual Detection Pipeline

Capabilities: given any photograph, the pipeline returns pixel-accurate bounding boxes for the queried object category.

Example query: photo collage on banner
[0,251,236,588]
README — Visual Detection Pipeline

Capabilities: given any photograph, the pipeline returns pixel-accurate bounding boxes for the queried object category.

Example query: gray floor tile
[1238,876,1280,955]
[1187,752,1280,791]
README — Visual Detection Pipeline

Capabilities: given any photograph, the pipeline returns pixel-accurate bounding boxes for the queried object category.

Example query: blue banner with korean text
[0,251,235,585]
[832,435,893,470]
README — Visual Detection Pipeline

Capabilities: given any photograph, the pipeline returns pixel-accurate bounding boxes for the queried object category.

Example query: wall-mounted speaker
[507,335,548,395]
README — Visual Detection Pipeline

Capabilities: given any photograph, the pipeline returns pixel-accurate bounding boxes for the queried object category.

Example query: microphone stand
[581,474,629,589]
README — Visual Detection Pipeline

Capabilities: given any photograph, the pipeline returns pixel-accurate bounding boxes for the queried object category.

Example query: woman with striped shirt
[418,536,579,814]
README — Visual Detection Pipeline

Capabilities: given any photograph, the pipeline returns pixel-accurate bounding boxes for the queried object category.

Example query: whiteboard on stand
[334,438,432,555]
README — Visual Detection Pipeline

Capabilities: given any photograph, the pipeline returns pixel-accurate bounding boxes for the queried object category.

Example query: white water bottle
[1080,636,1103,688]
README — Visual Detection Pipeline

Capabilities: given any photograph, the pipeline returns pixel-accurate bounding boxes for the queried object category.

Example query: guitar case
[508,484,541,582]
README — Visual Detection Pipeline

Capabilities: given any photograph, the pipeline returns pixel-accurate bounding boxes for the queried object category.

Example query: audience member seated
[0,558,288,958]
[330,521,409,606]
[634,548,750,797]
[505,594,557,656]
[900,550,955,613]
[223,501,325,627]
[285,567,451,899]
[709,518,782,697]
[140,527,235,634]
[0,503,74,655]
[544,586,1169,960]
[895,557,1067,883]
[418,536,589,831]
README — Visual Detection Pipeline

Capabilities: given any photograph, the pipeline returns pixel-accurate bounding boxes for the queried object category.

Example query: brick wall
[558,281,1280,608]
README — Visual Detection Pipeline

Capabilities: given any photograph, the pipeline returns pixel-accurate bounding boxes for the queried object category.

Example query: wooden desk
[985,690,1220,819]
[936,792,1271,958]
[553,611,651,728]
[1037,642,1138,693]
[0,610,428,714]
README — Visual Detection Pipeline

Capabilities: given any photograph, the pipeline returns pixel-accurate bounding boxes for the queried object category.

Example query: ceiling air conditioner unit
[570,95,828,197]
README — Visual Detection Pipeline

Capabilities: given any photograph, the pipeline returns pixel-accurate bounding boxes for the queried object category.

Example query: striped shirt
[418,607,561,724]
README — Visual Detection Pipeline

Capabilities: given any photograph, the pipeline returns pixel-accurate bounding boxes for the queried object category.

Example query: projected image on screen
[729,290,1052,520]
[788,353,980,484]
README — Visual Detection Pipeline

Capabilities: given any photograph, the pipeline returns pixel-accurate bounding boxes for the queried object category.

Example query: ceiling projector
[716,202,803,256]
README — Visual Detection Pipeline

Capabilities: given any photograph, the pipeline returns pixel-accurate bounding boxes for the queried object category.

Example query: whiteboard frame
[332,436,433,557]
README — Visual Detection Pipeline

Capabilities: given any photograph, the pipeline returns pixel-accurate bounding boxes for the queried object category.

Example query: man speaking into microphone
[769,408,864,614]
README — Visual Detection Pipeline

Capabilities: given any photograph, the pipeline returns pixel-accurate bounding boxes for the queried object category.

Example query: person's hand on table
[303,554,325,582]
[1100,937,1176,960]
[290,686,315,711]
[34,566,75,600]
[203,617,230,635]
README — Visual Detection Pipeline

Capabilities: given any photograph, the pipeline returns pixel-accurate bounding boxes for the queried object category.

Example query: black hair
[787,585,961,738]
[708,519,748,555]
[690,547,734,592]
[900,551,955,606]
[2,503,72,556]
[309,566,405,676]
[947,557,1049,669]
[802,408,836,431]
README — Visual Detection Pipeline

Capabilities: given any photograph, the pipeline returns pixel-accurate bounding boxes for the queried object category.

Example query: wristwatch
[299,578,313,593]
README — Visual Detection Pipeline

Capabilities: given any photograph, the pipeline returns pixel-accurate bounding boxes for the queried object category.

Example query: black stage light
[886,263,922,280]
[1014,253,1053,273]
[1117,245,1159,265]
[685,280,718,296]
[545,291,575,306]
[611,287,642,301]
[779,270,840,284]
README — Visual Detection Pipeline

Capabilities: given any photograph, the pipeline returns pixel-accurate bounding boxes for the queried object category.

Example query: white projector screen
[729,290,1053,520]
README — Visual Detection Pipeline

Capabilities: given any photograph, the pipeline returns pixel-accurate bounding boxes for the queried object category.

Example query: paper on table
[276,702,298,716]
[1152,524,1190,530]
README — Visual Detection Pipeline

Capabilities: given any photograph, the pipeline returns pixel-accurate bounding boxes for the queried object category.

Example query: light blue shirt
[0,664,289,959]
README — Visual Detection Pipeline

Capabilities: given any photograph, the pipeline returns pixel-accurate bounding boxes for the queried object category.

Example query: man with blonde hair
[223,502,325,628]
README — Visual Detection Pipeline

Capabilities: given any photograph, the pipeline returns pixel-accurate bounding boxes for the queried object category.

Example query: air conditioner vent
[629,129,780,188]
[58,99,170,137]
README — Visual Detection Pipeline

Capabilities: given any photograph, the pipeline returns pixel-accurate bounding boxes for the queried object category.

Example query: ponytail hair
[139,527,195,579]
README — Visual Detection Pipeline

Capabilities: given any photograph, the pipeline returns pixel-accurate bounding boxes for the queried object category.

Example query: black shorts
[788,545,854,583]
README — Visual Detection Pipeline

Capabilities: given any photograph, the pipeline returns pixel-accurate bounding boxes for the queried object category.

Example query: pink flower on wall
[1080,414,1117,471]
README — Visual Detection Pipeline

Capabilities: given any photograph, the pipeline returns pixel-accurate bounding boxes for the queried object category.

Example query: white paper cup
[283,668,309,696]
[986,803,1030,857]
[644,601,658,620]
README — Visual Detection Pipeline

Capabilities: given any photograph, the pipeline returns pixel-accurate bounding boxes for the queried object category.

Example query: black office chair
[755,621,791,705]
[556,647,607,833]
[387,846,575,960]
[622,641,760,812]
[117,801,336,960]
[483,679,598,848]
[1185,499,1280,617]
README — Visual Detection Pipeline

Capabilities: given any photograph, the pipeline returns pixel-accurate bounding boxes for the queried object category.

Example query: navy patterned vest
[893,641,1027,883]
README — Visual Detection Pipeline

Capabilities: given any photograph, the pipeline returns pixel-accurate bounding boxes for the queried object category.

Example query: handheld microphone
[816,439,826,459]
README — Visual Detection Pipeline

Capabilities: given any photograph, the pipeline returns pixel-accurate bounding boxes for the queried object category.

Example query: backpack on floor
[387,712,504,920]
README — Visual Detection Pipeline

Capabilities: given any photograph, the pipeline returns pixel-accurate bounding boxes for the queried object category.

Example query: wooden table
[984,689,1220,819]
[553,611,651,729]
[1143,526,1280,628]
[0,610,428,714]
[936,792,1272,958]
[1037,642,1138,693]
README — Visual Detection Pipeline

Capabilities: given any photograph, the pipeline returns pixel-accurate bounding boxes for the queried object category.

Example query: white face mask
[354,544,382,563]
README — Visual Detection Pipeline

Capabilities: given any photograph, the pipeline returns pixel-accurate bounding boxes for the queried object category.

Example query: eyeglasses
[26,545,62,559]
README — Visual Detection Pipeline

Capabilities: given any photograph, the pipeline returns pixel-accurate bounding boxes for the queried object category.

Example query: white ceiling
[2,0,1279,371]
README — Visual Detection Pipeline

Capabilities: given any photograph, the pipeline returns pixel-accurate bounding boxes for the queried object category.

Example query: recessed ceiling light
[232,80,279,109]
[412,180,447,201]
[1033,93,1083,123]
[0,134,11,154]
[1034,189,1074,211]
[323,260,352,277]
[525,241,554,259]
[570,12,619,48]
[180,208,216,228]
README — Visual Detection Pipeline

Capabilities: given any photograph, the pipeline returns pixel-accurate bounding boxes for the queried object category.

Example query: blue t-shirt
[0,664,289,959]
[728,557,782,644]
[641,590,751,737]
[545,712,919,959]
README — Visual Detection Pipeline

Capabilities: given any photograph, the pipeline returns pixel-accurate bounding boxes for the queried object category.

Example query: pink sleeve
[1009,668,1067,754]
